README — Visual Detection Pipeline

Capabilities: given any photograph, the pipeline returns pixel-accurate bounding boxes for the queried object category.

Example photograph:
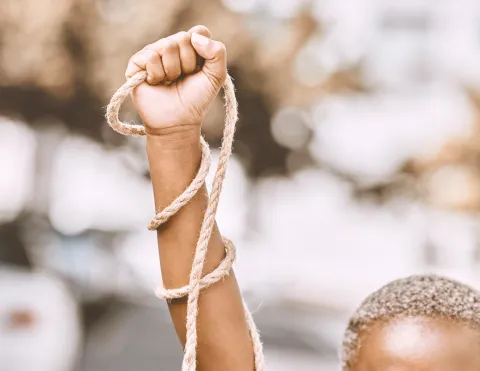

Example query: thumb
[191,33,227,87]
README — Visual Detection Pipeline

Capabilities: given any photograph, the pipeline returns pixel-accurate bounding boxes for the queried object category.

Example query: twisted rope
[106,71,265,371]
[154,237,235,300]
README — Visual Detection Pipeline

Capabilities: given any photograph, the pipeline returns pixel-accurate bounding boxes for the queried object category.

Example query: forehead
[352,316,480,371]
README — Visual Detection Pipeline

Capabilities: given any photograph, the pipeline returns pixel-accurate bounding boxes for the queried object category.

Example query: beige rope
[106,71,266,371]
[154,237,235,300]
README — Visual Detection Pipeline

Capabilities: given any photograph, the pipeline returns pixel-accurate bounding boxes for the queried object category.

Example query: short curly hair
[341,274,480,370]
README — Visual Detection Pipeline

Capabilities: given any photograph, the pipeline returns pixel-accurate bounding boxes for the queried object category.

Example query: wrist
[145,125,201,151]
[146,127,203,210]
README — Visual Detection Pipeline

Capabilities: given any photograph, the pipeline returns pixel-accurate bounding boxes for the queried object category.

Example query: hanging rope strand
[106,71,266,371]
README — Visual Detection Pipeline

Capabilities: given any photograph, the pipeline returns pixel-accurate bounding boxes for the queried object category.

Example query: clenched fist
[125,25,227,137]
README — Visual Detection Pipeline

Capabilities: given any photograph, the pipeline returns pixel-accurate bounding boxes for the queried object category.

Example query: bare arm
[126,25,254,370]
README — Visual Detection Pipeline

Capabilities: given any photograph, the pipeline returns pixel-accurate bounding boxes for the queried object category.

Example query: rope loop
[155,237,236,300]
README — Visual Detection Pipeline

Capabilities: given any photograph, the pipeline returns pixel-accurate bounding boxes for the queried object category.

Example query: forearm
[147,132,254,370]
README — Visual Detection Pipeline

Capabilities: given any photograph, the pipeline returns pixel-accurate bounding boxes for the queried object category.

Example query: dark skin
[128,25,255,370]
[352,316,480,371]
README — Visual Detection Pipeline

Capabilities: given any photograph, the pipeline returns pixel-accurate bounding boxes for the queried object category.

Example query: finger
[141,48,166,85]
[190,33,227,87]
[188,25,212,38]
[125,49,166,85]
[147,38,182,82]
[168,31,197,75]
[125,51,144,79]
[126,26,211,80]
[161,39,181,82]
[187,25,212,68]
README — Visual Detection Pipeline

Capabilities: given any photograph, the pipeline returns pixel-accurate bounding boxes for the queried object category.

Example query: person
[342,274,480,371]
[125,25,480,371]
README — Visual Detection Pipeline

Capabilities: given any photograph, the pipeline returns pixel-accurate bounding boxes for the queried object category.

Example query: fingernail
[192,32,210,46]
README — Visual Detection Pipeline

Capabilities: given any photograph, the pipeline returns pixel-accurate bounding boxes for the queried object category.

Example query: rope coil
[155,237,235,300]
[106,71,266,371]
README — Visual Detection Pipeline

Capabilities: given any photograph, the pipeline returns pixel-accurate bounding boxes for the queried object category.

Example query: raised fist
[125,25,227,137]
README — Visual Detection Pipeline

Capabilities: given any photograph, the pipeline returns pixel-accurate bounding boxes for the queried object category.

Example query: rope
[106,71,266,371]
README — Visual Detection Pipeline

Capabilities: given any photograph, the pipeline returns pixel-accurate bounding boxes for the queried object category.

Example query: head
[341,275,480,371]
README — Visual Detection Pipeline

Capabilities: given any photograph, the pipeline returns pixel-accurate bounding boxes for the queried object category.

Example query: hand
[125,25,227,138]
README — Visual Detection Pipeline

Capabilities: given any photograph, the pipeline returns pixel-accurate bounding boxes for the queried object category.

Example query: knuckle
[176,31,190,43]
[163,39,178,52]
[128,52,139,64]
[131,50,146,63]
[213,41,226,56]
[145,51,159,64]
[195,25,211,36]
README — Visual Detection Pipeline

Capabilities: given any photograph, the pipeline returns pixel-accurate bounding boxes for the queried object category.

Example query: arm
[126,25,255,370]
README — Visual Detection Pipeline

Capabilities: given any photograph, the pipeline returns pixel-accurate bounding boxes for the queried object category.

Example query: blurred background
[2,0,480,370]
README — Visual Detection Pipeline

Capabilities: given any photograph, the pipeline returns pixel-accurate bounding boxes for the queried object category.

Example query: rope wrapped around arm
[106,71,266,371]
